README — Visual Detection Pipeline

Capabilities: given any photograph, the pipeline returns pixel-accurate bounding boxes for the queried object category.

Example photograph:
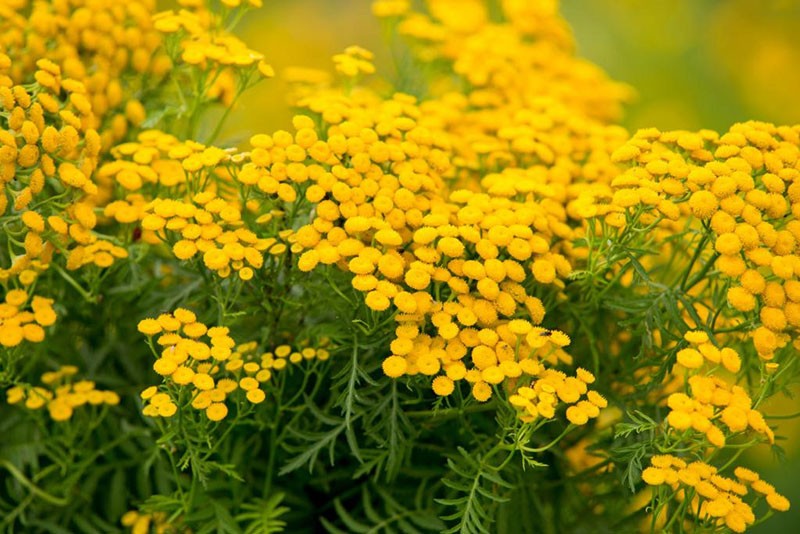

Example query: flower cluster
[98,130,234,238]
[0,289,56,348]
[6,365,120,421]
[0,57,129,296]
[675,330,742,373]
[0,0,168,148]
[666,374,773,447]
[273,49,607,427]
[98,129,240,197]
[642,455,789,532]
[608,122,800,359]
[392,0,630,194]
[99,128,304,279]
[396,0,628,119]
[153,0,272,110]
[509,367,607,425]
[333,46,375,78]
[142,196,275,280]
[138,310,327,421]
[253,1,630,422]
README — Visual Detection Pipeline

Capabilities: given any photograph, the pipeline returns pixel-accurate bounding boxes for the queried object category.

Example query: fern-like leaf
[322,483,444,534]
[437,447,513,534]
[235,494,290,534]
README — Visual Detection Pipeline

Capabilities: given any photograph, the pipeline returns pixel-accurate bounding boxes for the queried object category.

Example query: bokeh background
[228,1,800,530]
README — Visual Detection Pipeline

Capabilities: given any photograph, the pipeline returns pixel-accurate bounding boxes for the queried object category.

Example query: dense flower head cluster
[509,367,607,425]
[279,85,586,406]
[0,57,128,289]
[642,455,790,532]
[142,195,276,280]
[0,289,55,348]
[675,330,742,373]
[6,365,120,421]
[153,0,273,108]
[98,128,304,279]
[255,1,631,422]
[267,3,619,424]
[98,129,239,197]
[665,373,773,447]
[0,0,169,148]
[388,0,631,201]
[607,122,800,359]
[138,310,328,421]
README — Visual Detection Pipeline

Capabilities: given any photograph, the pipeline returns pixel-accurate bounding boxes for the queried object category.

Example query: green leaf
[236,494,289,534]
[322,484,444,534]
[438,447,514,533]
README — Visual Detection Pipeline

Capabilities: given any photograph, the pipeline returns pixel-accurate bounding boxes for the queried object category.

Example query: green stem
[405,403,496,419]
[53,264,96,303]
[524,424,575,453]
[205,87,247,145]
[0,460,69,506]
[679,231,710,291]
[661,489,691,533]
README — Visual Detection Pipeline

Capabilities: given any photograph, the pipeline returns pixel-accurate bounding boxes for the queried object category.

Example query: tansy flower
[432,376,455,396]
[382,355,407,378]
[206,402,228,421]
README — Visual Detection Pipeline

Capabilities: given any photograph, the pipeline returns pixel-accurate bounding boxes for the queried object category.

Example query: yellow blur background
[228,0,800,137]
[229,1,800,530]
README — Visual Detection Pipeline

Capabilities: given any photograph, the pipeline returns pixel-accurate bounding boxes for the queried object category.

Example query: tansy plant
[0,0,797,533]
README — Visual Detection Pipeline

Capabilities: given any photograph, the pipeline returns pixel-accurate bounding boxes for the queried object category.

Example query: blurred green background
[231,1,800,529]
[563,0,800,132]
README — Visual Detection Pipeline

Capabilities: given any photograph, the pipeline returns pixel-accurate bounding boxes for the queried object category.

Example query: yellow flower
[641,467,666,486]
[432,376,455,396]
[766,492,790,512]
[587,391,608,408]
[676,348,704,369]
[404,269,431,290]
[705,425,726,448]
[246,389,266,404]
[471,381,492,402]
[611,144,641,162]
[48,400,74,422]
[688,191,719,219]
[365,291,391,311]
[206,402,228,421]
[752,327,777,355]
[193,373,215,391]
[720,348,741,373]
[507,319,532,336]
[727,287,756,312]
[382,355,407,378]
[137,319,162,336]
[153,358,178,376]
[576,368,595,384]
[203,249,229,270]
[141,214,166,231]
[566,405,589,425]
[715,233,742,255]
[667,410,692,430]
